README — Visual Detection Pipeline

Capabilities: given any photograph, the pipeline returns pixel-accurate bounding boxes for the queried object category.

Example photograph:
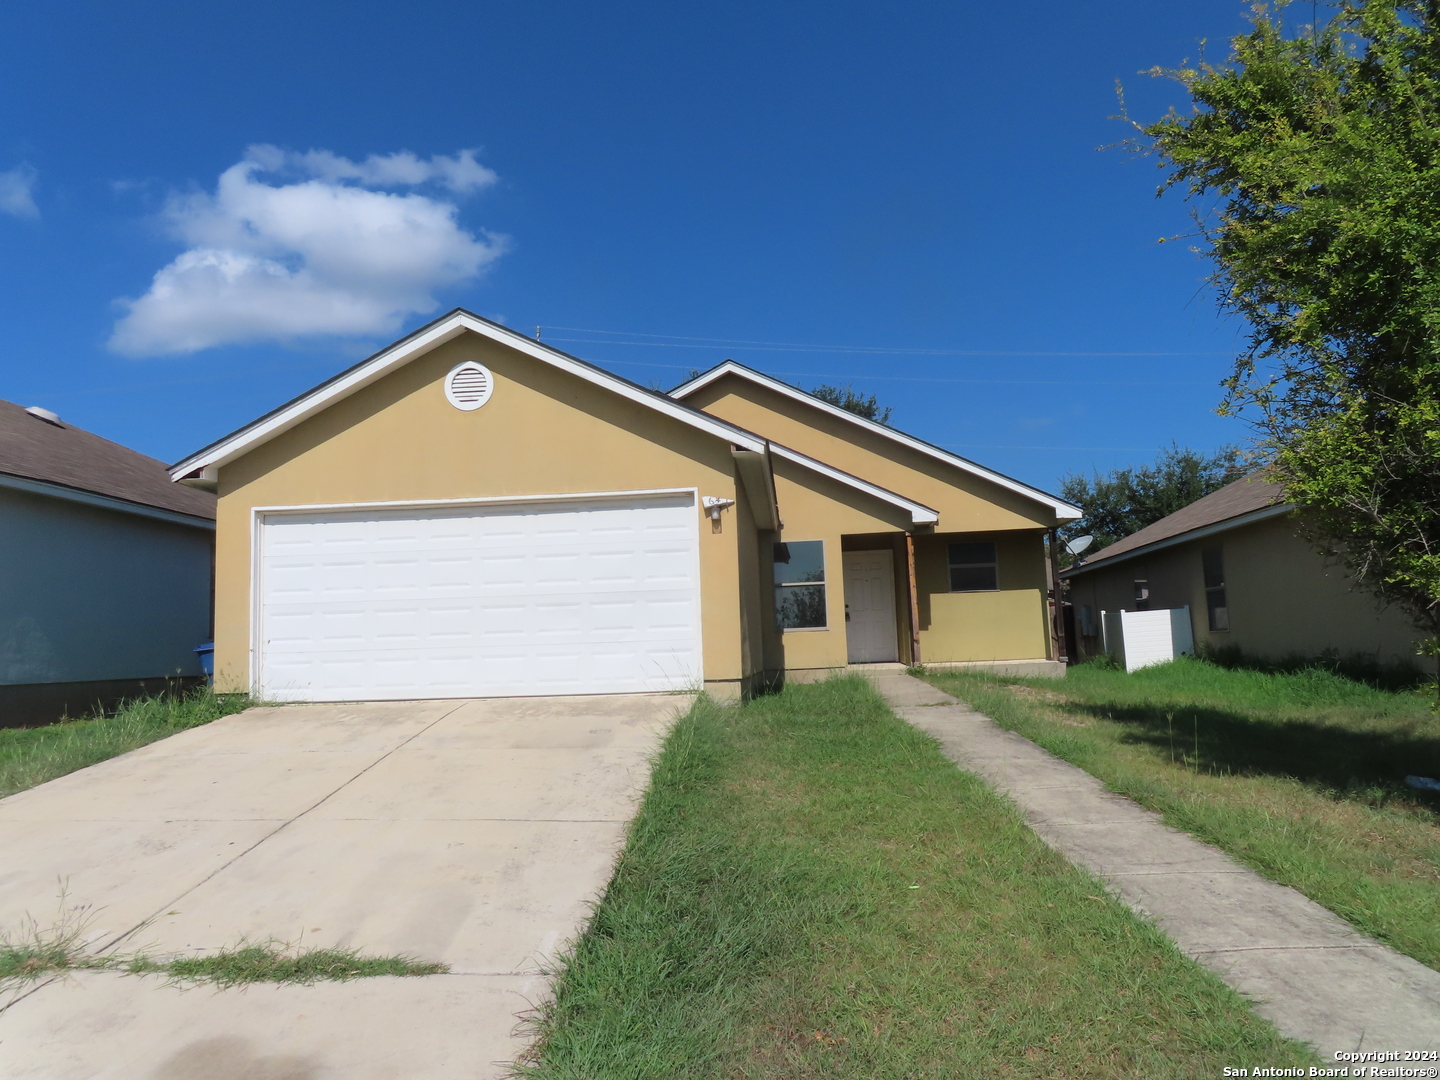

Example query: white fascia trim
[0,472,216,530]
[672,360,1081,520]
[1061,503,1295,578]
[769,443,939,526]
[171,312,765,480]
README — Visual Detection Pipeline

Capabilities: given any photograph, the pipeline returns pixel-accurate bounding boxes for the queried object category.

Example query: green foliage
[809,382,893,424]
[1140,0,1440,667]
[1058,442,1245,556]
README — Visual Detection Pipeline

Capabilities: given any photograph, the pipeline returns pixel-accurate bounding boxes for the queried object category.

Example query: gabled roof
[0,398,215,523]
[670,360,1081,520]
[1063,471,1288,576]
[170,309,767,480]
[167,311,937,527]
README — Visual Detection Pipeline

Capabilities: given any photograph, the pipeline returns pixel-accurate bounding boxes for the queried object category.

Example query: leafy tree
[810,383,893,424]
[1059,443,1246,559]
[1140,0,1440,680]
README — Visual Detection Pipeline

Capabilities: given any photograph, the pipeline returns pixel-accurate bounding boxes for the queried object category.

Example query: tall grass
[923,657,1440,970]
[517,678,1310,1078]
[0,688,251,799]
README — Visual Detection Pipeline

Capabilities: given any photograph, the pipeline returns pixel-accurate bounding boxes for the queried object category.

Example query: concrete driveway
[0,694,682,1079]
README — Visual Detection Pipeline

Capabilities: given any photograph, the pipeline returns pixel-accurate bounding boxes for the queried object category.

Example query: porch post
[1047,527,1067,664]
[905,533,922,665]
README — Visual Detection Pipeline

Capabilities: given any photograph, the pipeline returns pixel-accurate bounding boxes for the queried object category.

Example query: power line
[942,444,1168,452]
[605,357,1213,388]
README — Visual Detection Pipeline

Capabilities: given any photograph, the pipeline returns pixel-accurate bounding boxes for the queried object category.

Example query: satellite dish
[1065,535,1094,557]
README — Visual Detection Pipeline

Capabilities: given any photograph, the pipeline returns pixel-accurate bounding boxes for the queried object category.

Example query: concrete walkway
[0,694,682,1079]
[869,672,1440,1058]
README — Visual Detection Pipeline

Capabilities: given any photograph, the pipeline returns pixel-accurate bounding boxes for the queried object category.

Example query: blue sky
[0,1,1261,494]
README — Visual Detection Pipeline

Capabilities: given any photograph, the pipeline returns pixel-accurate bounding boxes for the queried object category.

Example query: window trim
[773,538,829,632]
[1202,545,1229,633]
[947,540,999,593]
[1133,577,1151,611]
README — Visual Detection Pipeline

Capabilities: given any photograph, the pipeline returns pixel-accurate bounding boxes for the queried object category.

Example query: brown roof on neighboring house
[1067,471,1285,574]
[0,399,216,521]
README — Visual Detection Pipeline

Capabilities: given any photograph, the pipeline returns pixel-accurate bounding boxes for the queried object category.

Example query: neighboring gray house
[1,399,216,725]
[1062,472,1425,673]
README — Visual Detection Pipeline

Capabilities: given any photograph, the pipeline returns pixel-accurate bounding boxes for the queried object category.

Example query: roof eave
[1061,503,1295,578]
[0,471,216,529]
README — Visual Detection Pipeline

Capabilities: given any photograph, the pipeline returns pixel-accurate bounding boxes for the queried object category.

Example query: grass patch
[0,687,251,800]
[920,657,1440,971]
[516,677,1311,1078]
[0,907,446,992]
[155,944,447,987]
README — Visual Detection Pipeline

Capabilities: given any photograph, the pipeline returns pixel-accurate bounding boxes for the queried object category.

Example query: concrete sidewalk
[869,672,1440,1058]
[0,693,682,1079]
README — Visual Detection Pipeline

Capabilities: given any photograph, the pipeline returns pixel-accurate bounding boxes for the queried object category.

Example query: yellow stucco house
[170,310,1079,702]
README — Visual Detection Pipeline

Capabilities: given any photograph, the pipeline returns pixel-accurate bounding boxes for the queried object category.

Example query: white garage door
[256,493,701,701]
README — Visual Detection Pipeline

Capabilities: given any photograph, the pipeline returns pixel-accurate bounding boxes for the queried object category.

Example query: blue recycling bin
[193,642,215,683]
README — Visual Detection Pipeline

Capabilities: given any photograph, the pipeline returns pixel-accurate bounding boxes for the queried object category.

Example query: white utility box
[1100,607,1195,672]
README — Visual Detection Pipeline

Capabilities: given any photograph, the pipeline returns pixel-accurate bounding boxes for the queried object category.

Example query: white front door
[843,549,899,663]
[255,492,701,701]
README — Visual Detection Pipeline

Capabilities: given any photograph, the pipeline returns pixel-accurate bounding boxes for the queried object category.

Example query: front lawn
[0,688,250,799]
[517,677,1310,1078]
[921,658,1440,971]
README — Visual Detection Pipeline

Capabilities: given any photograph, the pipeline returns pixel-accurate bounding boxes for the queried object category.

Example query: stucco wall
[914,530,1050,662]
[0,487,213,685]
[1067,515,1426,670]
[731,469,765,685]
[768,456,914,671]
[213,331,750,694]
[684,375,1060,530]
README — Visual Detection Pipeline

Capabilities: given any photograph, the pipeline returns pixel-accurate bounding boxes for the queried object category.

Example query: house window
[948,541,998,592]
[774,540,827,630]
[1203,546,1229,631]
[1134,578,1150,611]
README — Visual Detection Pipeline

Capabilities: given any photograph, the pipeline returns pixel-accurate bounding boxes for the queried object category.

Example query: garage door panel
[263,597,698,649]
[258,495,701,701]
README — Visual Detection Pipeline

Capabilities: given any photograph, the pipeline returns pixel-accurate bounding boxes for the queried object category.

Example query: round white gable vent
[444,361,494,411]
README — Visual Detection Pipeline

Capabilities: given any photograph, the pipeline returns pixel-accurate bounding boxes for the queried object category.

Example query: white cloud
[287,147,498,194]
[0,164,38,218]
[109,145,505,356]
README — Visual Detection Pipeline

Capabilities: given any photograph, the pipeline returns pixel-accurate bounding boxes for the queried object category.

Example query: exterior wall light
[702,496,736,533]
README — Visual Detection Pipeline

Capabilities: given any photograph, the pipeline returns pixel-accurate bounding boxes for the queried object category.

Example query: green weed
[0,903,446,993]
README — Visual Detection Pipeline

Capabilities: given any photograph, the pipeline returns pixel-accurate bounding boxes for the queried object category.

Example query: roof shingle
[0,399,216,521]
[1069,471,1284,572]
